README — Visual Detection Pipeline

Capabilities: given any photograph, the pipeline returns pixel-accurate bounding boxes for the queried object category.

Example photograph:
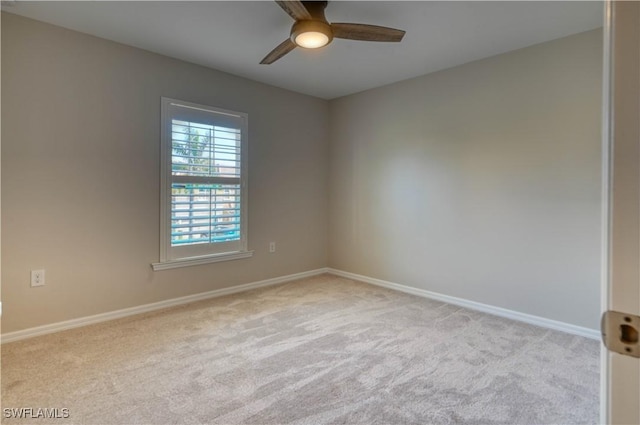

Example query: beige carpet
[1,274,599,425]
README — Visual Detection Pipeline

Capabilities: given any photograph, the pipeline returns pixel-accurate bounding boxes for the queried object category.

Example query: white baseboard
[1,268,329,344]
[327,268,600,340]
[2,267,600,344]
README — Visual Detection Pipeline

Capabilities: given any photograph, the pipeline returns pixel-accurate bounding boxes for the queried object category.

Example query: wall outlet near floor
[31,269,45,287]
[269,242,276,253]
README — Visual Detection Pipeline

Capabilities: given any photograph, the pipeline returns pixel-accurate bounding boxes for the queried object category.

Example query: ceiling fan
[261,0,406,64]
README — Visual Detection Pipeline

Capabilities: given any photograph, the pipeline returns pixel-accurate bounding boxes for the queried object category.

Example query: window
[153,98,251,270]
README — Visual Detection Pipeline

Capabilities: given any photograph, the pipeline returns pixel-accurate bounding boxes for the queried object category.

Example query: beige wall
[328,30,603,329]
[2,13,604,334]
[1,13,329,333]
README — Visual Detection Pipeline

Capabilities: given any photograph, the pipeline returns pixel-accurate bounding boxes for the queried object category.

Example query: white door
[604,1,640,423]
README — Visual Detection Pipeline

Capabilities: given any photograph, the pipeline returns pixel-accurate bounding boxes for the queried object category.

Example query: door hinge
[601,310,640,358]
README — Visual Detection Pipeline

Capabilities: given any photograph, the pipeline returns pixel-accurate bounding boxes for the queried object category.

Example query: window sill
[151,250,254,271]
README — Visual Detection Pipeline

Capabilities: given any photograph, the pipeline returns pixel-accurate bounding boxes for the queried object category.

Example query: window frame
[153,97,252,271]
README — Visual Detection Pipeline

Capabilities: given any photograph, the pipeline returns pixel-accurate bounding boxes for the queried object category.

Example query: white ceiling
[3,1,603,99]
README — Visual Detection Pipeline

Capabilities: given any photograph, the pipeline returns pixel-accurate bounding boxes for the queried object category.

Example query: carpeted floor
[1,274,599,425]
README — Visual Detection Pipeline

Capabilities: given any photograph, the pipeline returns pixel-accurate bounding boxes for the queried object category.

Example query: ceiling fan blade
[331,23,405,42]
[260,39,297,64]
[275,1,312,21]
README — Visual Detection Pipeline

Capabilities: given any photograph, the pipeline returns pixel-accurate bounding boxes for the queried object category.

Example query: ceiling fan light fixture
[260,0,406,64]
[295,31,329,49]
[291,20,333,49]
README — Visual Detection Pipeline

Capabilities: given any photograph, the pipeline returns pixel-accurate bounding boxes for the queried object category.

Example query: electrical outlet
[269,242,276,253]
[31,269,45,287]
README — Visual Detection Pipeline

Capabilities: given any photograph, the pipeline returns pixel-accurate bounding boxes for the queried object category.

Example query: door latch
[601,311,640,358]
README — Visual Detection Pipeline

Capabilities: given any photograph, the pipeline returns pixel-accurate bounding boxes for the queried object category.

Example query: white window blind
[156,98,250,268]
